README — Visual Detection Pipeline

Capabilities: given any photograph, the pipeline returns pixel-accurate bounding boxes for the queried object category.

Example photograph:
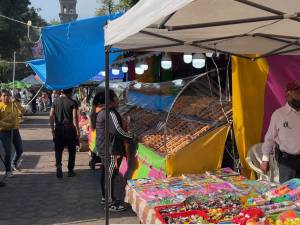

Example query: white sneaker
[12,159,22,171]
[11,164,21,171]
[5,171,14,178]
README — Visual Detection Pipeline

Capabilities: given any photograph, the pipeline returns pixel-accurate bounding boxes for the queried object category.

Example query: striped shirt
[95,108,133,157]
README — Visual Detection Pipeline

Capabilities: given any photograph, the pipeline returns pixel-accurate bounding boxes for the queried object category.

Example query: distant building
[59,0,78,23]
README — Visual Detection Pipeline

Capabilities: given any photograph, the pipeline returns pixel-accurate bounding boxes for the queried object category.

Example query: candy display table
[124,169,300,224]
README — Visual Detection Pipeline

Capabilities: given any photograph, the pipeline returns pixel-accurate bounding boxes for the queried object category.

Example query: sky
[29,0,101,22]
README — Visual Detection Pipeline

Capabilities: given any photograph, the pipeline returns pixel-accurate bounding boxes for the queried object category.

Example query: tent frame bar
[255,33,300,41]
[111,43,182,53]
[167,15,286,31]
[158,12,176,29]
[111,30,300,61]
[234,0,285,15]
[111,29,252,60]
[193,34,248,44]
[256,47,300,58]
[234,0,300,23]
[254,33,300,47]
[140,30,184,43]
[191,43,252,60]
[141,30,252,60]
[254,39,300,59]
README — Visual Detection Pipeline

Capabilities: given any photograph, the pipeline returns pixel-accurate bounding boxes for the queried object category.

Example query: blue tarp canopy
[90,68,125,82]
[27,14,121,90]
[27,59,47,83]
[127,91,175,112]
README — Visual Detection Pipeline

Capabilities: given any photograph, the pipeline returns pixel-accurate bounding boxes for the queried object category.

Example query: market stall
[102,1,300,224]
[104,0,300,178]
[119,71,232,179]
[126,168,300,225]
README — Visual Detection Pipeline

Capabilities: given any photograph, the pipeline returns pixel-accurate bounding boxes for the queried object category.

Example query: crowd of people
[0,86,133,212]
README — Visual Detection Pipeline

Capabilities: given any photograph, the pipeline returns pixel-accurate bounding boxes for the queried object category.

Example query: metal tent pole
[11,51,16,174]
[12,51,16,96]
[104,45,111,225]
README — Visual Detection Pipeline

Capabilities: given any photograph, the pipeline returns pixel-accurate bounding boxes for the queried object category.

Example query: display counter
[125,168,300,224]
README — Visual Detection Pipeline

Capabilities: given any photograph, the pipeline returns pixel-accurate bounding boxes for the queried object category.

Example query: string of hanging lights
[100,51,220,76]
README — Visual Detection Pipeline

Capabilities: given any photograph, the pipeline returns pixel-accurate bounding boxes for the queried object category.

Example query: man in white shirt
[261,80,300,183]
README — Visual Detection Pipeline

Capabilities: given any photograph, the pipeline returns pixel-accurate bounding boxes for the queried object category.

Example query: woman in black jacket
[93,89,132,212]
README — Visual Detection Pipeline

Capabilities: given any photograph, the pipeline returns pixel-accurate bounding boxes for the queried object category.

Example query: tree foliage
[0,0,47,82]
[96,0,139,16]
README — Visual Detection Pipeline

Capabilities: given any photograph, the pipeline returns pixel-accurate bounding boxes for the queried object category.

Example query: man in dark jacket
[93,90,133,211]
[49,88,79,179]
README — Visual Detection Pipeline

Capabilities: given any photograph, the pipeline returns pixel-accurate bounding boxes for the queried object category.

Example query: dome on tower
[59,0,78,23]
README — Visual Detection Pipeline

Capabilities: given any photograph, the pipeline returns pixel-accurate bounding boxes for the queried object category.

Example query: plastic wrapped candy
[232,208,265,225]
[207,207,242,223]
[277,210,298,223]
[256,201,295,215]
[263,211,300,225]
[162,210,210,224]
[265,179,300,200]
[283,186,300,201]
[184,192,241,210]
[247,197,269,206]
[265,186,291,199]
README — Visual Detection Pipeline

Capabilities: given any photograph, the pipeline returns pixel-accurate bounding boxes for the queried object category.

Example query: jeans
[0,129,23,172]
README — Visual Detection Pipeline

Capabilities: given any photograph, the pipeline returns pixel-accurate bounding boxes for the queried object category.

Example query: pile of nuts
[123,104,230,156]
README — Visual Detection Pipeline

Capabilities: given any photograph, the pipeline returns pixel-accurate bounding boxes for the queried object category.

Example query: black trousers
[100,155,122,202]
[53,125,77,171]
[276,149,300,183]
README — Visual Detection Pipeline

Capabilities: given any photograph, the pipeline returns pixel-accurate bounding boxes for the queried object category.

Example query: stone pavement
[0,114,139,225]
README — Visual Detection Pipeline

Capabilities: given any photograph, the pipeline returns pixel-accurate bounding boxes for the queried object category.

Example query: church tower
[59,0,78,23]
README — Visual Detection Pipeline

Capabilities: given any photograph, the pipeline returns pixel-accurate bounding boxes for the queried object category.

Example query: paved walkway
[0,114,139,225]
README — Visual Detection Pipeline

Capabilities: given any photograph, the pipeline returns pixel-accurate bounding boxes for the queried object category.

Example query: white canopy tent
[105,0,300,59]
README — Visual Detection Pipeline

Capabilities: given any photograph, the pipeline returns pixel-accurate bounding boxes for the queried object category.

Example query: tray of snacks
[206,207,242,223]
[154,203,187,223]
[161,210,210,224]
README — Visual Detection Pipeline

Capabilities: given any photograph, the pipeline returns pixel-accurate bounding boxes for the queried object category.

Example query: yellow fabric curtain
[166,124,230,177]
[232,56,269,178]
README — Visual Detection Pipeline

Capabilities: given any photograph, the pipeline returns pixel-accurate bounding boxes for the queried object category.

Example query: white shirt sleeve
[261,112,278,161]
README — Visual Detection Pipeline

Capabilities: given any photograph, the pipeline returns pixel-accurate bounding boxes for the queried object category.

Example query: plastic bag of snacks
[184,192,241,210]
[207,207,242,223]
[162,210,210,224]
[265,210,300,225]
[232,208,265,225]
[265,179,300,200]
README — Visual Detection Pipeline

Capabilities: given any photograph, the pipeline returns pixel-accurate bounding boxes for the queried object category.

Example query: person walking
[30,89,37,113]
[51,90,59,106]
[261,80,300,183]
[0,90,25,177]
[94,89,133,211]
[41,92,49,112]
[49,88,79,179]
